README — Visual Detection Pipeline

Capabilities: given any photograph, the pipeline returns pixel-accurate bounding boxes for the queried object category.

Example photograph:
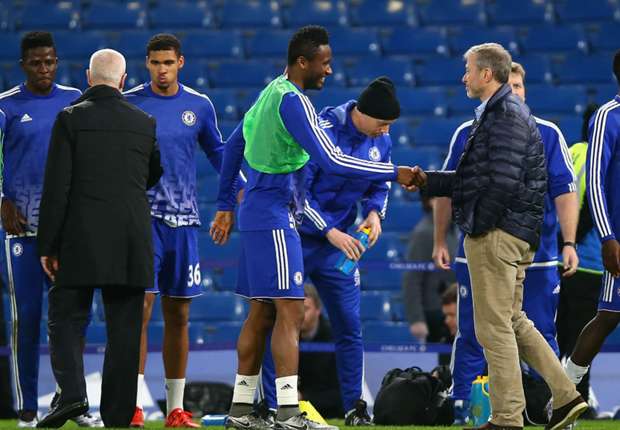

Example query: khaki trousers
[464,229,578,427]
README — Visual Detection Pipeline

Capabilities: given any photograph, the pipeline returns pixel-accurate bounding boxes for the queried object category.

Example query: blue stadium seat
[147,322,164,346]
[54,31,107,60]
[350,0,411,27]
[445,88,478,116]
[183,31,243,60]
[389,120,415,147]
[415,57,464,86]
[82,2,142,30]
[556,115,583,144]
[207,88,240,121]
[199,231,241,264]
[203,321,243,343]
[218,120,240,140]
[189,293,247,322]
[511,55,552,84]
[382,201,424,233]
[213,267,238,291]
[520,25,586,53]
[361,264,402,290]
[244,29,292,58]
[149,296,163,322]
[363,231,405,262]
[527,85,588,115]
[382,27,447,57]
[124,61,149,91]
[554,0,619,23]
[449,26,518,57]
[310,88,359,112]
[4,65,25,88]
[411,119,467,151]
[591,84,618,105]
[391,300,406,322]
[178,62,208,90]
[346,58,413,87]
[197,175,218,202]
[208,61,277,88]
[553,54,615,84]
[40,322,48,345]
[398,87,446,116]
[328,28,380,57]
[415,0,483,26]
[149,2,209,29]
[85,322,107,344]
[486,0,550,25]
[114,31,151,60]
[360,291,392,321]
[603,325,620,346]
[54,63,74,88]
[588,23,620,53]
[284,0,345,27]
[0,34,20,61]
[363,321,412,343]
[189,322,206,344]
[17,2,76,30]
[217,0,281,28]
[324,58,347,88]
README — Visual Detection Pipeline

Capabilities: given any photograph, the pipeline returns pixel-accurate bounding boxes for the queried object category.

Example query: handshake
[396,166,427,190]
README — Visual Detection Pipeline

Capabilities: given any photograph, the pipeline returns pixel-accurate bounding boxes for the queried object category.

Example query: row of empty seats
[0,0,618,31]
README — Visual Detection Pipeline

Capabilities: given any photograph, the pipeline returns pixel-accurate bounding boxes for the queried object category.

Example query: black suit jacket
[37,85,163,288]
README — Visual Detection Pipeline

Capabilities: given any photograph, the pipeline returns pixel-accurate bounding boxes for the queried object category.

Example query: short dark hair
[147,33,182,57]
[614,49,620,86]
[581,103,600,142]
[287,25,329,66]
[441,283,458,306]
[21,31,55,59]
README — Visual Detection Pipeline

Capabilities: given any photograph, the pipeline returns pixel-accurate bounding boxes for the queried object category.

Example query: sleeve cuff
[549,182,576,200]
[601,234,617,244]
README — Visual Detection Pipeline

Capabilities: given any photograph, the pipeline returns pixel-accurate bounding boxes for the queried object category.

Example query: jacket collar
[72,84,122,105]
[485,83,512,110]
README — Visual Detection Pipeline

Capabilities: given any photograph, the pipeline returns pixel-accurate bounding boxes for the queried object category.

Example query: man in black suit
[36,48,163,428]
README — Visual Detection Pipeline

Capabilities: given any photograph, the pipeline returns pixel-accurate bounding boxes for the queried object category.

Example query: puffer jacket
[425,84,547,248]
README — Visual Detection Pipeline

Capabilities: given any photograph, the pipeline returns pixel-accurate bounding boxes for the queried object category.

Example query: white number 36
[188,264,201,287]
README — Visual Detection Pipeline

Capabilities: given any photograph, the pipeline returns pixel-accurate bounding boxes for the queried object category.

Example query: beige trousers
[464,228,578,427]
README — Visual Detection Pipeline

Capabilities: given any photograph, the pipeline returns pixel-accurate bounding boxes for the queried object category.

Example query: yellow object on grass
[299,400,328,424]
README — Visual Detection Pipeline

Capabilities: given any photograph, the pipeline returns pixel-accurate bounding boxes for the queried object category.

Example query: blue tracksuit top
[445,116,575,267]
[300,101,391,237]
[0,83,81,232]
[216,79,397,232]
[587,95,620,244]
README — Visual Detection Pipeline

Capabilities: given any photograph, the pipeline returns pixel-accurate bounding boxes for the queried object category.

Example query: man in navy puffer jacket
[410,43,587,430]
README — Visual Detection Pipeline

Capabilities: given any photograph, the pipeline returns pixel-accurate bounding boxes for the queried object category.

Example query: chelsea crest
[368,146,381,161]
[182,110,196,126]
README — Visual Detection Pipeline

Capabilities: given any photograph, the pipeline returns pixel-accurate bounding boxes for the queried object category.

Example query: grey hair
[88,49,126,85]
[463,43,512,84]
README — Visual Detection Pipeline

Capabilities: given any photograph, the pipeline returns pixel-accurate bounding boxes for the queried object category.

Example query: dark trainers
[226,414,273,430]
[344,400,372,426]
[275,412,339,430]
[545,396,588,430]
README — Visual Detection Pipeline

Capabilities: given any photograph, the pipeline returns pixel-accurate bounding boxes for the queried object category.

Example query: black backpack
[373,366,454,426]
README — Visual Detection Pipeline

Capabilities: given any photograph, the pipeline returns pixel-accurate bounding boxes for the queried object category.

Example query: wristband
[562,241,577,249]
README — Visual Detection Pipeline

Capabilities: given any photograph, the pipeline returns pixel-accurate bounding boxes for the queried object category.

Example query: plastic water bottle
[201,414,228,426]
[335,228,371,275]
[469,375,491,426]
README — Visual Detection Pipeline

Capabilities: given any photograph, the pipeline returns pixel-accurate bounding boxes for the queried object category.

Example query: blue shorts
[147,219,202,298]
[236,229,305,300]
[598,271,620,312]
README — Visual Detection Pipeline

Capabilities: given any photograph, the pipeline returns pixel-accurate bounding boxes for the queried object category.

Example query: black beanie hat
[357,76,400,120]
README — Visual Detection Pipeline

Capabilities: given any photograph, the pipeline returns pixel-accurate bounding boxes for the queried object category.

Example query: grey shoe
[275,413,339,430]
[226,414,273,430]
[72,412,104,427]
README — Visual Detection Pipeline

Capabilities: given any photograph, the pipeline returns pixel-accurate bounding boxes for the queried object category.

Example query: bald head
[87,49,126,89]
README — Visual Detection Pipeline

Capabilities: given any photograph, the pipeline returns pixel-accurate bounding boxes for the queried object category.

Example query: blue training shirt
[587,95,620,245]
[125,82,225,227]
[216,79,397,232]
[0,83,81,232]
[444,116,576,267]
[300,100,391,237]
